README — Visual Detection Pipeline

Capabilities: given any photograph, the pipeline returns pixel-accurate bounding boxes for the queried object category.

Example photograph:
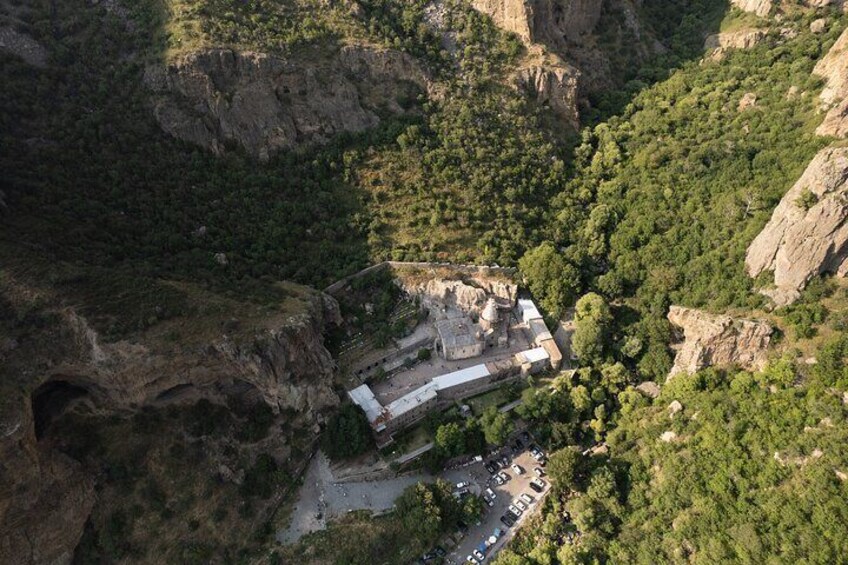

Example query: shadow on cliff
[537,0,732,125]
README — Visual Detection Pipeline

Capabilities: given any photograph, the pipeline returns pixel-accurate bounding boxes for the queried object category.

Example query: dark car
[500,515,515,528]
[506,509,520,521]
[529,482,543,493]
[500,455,509,467]
[434,547,446,557]
[521,431,531,444]
[484,462,496,474]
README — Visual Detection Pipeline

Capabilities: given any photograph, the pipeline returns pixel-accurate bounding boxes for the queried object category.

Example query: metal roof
[432,363,492,391]
[516,347,549,364]
[385,382,438,418]
[348,384,383,424]
[518,299,543,323]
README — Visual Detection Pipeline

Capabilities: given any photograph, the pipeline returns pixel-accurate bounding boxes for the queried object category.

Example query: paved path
[277,452,429,544]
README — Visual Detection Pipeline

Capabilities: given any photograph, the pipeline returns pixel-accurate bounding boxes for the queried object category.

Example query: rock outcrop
[667,306,773,379]
[471,0,535,43]
[0,26,48,68]
[731,0,773,16]
[814,28,848,138]
[0,277,342,563]
[515,60,580,128]
[0,398,96,565]
[145,46,428,160]
[745,147,848,305]
[704,29,767,60]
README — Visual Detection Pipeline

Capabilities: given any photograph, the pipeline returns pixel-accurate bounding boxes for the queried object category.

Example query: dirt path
[276,452,429,545]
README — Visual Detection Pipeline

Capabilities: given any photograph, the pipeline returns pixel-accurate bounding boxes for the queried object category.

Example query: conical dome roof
[481,298,499,323]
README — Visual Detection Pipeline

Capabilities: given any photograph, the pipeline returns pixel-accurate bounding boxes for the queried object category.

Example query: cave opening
[31,380,90,440]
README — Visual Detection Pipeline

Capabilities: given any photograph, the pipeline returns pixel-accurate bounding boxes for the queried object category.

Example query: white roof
[529,318,552,342]
[348,384,383,424]
[516,347,549,364]
[385,382,438,418]
[432,363,492,391]
[518,299,542,323]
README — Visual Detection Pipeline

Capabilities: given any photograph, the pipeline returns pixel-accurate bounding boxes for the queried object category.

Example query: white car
[467,556,480,564]
[482,495,494,507]
[533,467,545,477]
[473,549,486,560]
[485,488,497,499]
[494,475,505,486]
[520,493,533,505]
[498,471,509,481]
[511,463,524,475]
[508,504,522,516]
[531,478,547,489]
[514,499,528,512]
[456,481,470,489]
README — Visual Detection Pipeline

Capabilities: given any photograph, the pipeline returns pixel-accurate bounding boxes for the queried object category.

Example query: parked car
[500,515,514,528]
[498,471,509,482]
[511,463,524,475]
[466,556,479,564]
[506,509,520,521]
[521,431,531,444]
[485,488,496,499]
[514,499,528,512]
[533,467,545,477]
[500,455,509,467]
[529,481,543,493]
[531,478,547,489]
[473,549,485,561]
[482,495,494,507]
[520,493,533,505]
[494,475,505,486]
[508,504,522,516]
[484,462,496,474]
[456,481,470,489]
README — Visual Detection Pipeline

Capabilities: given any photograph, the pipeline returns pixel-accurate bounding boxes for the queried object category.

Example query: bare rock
[731,0,773,16]
[0,397,96,565]
[145,46,429,160]
[745,146,848,305]
[668,400,683,417]
[810,18,828,33]
[471,0,535,43]
[515,62,580,129]
[704,29,767,61]
[738,92,758,111]
[660,430,678,443]
[667,306,773,379]
[0,26,48,68]
[636,381,661,399]
[814,28,848,138]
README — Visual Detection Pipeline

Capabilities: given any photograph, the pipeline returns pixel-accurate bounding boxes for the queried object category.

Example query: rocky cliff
[514,55,581,128]
[145,46,429,161]
[667,306,773,379]
[745,147,848,306]
[731,0,773,17]
[814,27,848,138]
[0,275,342,563]
[704,28,767,60]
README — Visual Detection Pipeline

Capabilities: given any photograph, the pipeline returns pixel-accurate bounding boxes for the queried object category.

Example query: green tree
[435,422,466,457]
[479,406,514,446]
[519,242,582,320]
[572,293,613,364]
[547,446,584,494]
[321,404,373,460]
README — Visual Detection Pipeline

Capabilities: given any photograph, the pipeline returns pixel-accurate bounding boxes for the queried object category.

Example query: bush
[321,404,374,460]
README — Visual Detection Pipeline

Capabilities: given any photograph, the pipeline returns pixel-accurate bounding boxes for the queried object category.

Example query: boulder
[0,26,48,68]
[745,147,848,305]
[667,306,773,379]
[636,381,661,399]
[668,400,683,417]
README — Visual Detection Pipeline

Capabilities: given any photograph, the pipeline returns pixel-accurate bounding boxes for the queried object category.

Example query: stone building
[434,317,485,360]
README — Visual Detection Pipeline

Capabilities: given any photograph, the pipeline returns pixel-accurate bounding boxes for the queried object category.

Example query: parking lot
[444,441,551,564]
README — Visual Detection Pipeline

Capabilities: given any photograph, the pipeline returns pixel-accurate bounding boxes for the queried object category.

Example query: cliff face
[814,28,848,138]
[145,46,429,161]
[0,398,95,565]
[0,277,341,564]
[745,147,848,306]
[667,306,773,379]
[731,0,773,17]
[515,60,581,128]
